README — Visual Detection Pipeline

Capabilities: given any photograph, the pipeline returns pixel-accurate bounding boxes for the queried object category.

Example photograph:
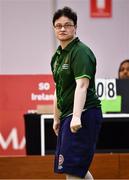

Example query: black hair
[52,7,77,26]
[118,59,129,77]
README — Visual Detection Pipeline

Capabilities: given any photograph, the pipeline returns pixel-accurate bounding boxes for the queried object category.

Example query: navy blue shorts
[54,107,103,178]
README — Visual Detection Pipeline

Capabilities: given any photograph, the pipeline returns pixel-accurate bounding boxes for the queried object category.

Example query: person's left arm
[70,77,89,133]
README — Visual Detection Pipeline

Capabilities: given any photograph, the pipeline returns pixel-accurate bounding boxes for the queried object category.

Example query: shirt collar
[56,37,79,54]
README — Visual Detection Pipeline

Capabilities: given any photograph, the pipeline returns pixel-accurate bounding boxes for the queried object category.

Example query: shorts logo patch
[58,154,64,170]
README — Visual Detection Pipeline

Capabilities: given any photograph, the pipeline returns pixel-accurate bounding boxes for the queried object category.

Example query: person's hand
[53,119,60,136]
[70,116,82,133]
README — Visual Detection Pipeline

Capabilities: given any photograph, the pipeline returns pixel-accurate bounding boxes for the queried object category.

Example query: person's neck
[60,37,76,49]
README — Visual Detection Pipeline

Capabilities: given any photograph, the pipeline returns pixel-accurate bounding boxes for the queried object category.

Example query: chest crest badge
[62,57,69,69]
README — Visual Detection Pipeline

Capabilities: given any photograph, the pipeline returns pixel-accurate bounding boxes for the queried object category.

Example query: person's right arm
[53,90,61,136]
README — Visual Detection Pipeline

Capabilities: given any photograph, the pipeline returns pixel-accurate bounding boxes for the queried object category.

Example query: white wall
[0,0,54,74]
[0,0,129,78]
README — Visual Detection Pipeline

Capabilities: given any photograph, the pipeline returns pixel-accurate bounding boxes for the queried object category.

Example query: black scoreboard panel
[116,79,129,113]
[96,116,129,152]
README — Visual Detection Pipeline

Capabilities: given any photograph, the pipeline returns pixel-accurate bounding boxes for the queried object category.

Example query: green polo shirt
[51,37,101,119]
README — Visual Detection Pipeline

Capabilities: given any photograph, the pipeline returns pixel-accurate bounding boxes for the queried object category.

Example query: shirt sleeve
[71,47,96,80]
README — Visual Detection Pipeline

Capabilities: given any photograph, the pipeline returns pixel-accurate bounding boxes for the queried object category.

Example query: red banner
[90,0,112,18]
[0,74,54,156]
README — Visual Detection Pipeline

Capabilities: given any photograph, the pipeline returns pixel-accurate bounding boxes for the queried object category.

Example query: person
[118,59,129,79]
[51,7,103,179]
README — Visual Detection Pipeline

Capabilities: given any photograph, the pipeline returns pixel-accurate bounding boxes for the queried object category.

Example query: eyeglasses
[54,23,75,30]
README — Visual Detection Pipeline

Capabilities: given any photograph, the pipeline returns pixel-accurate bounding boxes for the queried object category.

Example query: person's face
[53,16,77,42]
[119,62,129,79]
